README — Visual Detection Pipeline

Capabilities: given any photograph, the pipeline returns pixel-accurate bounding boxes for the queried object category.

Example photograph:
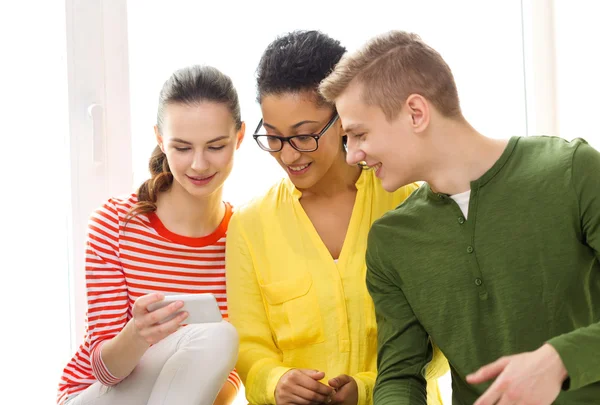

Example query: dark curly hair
[256,30,346,104]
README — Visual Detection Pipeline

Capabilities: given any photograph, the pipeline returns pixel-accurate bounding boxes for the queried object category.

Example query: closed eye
[208,145,226,151]
[175,147,191,152]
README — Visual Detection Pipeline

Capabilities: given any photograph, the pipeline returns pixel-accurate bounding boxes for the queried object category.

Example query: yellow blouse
[226,170,448,405]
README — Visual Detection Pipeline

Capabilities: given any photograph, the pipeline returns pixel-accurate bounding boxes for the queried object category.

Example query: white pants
[66,322,238,405]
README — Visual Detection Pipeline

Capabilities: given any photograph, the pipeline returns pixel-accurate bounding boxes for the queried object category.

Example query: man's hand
[467,344,568,405]
[275,369,334,405]
[328,374,358,405]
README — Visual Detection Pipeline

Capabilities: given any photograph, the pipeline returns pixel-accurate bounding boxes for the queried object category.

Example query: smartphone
[147,293,223,324]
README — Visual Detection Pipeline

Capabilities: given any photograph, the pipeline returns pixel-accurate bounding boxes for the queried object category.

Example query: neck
[420,118,509,195]
[301,151,362,199]
[155,181,225,238]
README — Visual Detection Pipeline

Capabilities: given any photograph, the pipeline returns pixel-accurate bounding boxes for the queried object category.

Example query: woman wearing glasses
[226,31,448,405]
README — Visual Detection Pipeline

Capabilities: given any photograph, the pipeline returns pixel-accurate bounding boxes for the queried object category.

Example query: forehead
[260,92,332,125]
[162,102,234,138]
[335,82,374,131]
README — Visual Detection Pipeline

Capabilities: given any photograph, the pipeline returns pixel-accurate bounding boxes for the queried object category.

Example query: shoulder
[516,135,584,166]
[89,193,138,227]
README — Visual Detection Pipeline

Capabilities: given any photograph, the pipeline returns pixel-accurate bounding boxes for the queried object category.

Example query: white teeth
[289,163,309,172]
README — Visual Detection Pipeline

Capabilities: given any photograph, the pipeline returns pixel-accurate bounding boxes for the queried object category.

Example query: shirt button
[475,278,483,286]
[458,216,465,224]
[467,245,474,253]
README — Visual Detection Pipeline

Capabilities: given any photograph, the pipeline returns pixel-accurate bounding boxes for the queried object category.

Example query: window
[3,2,72,403]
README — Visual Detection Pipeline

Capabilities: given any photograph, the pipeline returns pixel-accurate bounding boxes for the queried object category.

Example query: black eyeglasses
[253,114,339,152]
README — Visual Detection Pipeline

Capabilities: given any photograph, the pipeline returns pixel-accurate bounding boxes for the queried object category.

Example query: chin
[288,175,318,191]
[381,178,405,193]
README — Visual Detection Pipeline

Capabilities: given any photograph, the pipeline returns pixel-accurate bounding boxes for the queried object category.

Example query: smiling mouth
[287,162,311,173]
[186,173,216,181]
[370,163,382,175]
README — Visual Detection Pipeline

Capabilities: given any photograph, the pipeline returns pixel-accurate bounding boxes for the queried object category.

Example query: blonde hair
[319,30,461,120]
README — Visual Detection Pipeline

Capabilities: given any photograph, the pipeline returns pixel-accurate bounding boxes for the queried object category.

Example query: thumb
[299,369,325,380]
[328,374,352,389]
[467,356,512,384]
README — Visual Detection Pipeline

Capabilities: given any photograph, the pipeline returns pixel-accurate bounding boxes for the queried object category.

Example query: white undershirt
[450,190,471,219]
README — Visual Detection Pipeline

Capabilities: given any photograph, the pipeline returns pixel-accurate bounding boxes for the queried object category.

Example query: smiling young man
[319,30,600,405]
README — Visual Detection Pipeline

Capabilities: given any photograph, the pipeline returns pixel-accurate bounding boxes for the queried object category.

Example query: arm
[87,203,185,384]
[83,202,135,385]
[225,213,291,404]
[547,140,600,390]
[366,227,432,405]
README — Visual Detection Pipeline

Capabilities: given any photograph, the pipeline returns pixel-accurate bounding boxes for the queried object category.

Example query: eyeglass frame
[252,113,339,153]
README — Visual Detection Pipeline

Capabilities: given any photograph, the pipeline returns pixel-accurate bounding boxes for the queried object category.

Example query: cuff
[265,366,293,404]
[227,369,242,392]
[91,340,124,386]
[547,334,596,391]
[354,376,370,405]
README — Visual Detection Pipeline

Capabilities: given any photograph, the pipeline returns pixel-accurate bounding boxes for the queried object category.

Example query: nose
[191,150,209,172]
[345,137,366,165]
[279,142,301,165]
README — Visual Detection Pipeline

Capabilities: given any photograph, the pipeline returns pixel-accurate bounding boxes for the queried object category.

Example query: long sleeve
[547,140,600,390]
[226,213,291,404]
[85,201,130,386]
[365,227,431,405]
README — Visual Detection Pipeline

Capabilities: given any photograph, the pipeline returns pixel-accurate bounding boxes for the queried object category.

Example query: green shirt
[366,136,600,404]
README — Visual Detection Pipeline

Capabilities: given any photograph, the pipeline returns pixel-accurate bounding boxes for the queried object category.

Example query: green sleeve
[548,140,600,390]
[366,226,431,405]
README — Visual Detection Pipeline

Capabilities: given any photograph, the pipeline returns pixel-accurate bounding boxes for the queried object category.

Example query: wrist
[123,319,152,351]
[541,343,568,382]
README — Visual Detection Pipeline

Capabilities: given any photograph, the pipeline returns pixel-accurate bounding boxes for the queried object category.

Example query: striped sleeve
[227,368,242,391]
[85,200,129,386]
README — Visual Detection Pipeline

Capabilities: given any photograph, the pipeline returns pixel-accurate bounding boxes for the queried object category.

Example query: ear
[235,122,246,150]
[154,125,165,153]
[405,94,430,133]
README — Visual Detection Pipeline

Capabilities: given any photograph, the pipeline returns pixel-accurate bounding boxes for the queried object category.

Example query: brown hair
[127,65,241,222]
[319,30,461,120]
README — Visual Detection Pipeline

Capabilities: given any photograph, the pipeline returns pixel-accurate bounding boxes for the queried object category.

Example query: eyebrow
[263,120,320,131]
[170,135,230,145]
[342,124,364,135]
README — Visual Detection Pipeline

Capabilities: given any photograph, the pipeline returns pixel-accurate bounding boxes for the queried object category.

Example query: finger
[144,310,188,339]
[143,300,185,327]
[133,292,164,316]
[473,373,510,405]
[300,378,334,397]
[291,372,334,397]
[328,374,352,389]
[291,385,330,404]
[298,368,326,381]
[467,356,512,384]
[495,394,515,405]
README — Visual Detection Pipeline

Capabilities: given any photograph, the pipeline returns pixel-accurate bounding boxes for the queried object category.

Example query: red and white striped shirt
[57,194,240,404]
